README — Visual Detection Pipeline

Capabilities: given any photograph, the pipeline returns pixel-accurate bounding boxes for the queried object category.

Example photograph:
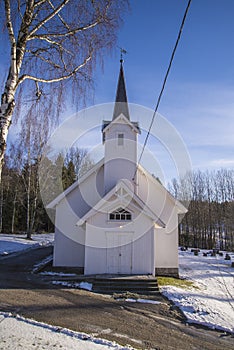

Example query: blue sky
[90,0,234,179]
[2,0,234,182]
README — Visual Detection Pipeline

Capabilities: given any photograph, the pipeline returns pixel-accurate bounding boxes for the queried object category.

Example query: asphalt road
[0,246,233,350]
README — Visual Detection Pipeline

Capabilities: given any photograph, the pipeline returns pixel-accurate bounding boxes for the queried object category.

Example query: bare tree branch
[17,53,92,85]
[27,49,62,69]
[0,0,129,182]
[35,0,47,8]
[28,0,71,38]
[16,0,35,69]
[5,0,16,46]
[4,0,17,82]
[28,19,102,40]
[27,36,74,56]
[47,0,71,30]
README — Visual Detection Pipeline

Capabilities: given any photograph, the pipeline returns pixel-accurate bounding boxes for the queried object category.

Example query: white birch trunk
[0,185,3,233]
[0,0,125,184]
[11,189,17,234]
[0,0,34,183]
[0,74,17,182]
[26,146,32,239]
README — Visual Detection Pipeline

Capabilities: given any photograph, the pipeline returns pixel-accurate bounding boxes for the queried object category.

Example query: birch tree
[0,0,128,181]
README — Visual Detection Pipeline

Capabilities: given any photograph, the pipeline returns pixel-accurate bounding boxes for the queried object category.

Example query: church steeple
[102,58,140,194]
[112,60,130,120]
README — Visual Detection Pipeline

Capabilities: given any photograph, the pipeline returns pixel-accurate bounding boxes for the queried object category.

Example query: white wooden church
[48,61,187,277]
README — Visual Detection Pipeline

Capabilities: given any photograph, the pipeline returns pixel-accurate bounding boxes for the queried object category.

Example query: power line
[133,0,192,181]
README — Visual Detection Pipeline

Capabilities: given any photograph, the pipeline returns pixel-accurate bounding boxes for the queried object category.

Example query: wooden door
[106,233,132,274]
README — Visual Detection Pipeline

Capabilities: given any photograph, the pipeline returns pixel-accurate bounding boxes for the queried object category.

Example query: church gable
[102,113,140,134]
[76,180,165,228]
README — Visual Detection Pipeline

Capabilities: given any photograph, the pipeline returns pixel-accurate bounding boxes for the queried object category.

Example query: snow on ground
[0,233,54,256]
[40,271,77,276]
[1,234,234,341]
[161,248,234,334]
[52,280,93,291]
[0,312,133,350]
[0,234,133,349]
[121,298,163,305]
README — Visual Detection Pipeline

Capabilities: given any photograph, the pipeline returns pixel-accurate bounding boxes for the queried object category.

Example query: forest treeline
[1,147,233,252]
[169,169,234,251]
[0,147,93,238]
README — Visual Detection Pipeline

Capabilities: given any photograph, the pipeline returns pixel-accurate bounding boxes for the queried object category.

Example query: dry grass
[157,276,198,289]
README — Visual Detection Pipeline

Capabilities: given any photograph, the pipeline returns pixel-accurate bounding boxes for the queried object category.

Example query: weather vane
[119,47,127,63]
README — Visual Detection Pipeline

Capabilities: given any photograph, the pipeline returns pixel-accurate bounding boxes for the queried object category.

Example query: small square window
[118,133,124,146]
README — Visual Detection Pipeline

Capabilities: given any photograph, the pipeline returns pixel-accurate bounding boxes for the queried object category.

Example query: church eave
[102,115,141,135]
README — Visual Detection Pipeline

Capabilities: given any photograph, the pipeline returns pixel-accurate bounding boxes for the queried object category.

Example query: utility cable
[133,0,192,181]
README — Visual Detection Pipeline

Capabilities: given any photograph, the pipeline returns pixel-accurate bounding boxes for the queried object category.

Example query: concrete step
[94,281,159,287]
[54,275,160,295]
[94,289,160,295]
[93,278,158,283]
[93,283,159,289]
[92,278,160,295]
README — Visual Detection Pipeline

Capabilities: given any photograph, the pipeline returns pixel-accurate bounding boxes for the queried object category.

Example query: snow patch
[40,271,77,276]
[52,280,93,291]
[80,282,93,291]
[0,233,54,256]
[122,298,162,305]
[162,248,234,334]
[0,312,134,349]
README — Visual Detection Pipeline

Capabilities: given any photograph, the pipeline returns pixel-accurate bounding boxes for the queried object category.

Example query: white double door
[106,232,133,274]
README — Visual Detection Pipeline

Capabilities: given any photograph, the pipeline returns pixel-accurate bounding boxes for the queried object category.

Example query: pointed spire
[113,60,130,120]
